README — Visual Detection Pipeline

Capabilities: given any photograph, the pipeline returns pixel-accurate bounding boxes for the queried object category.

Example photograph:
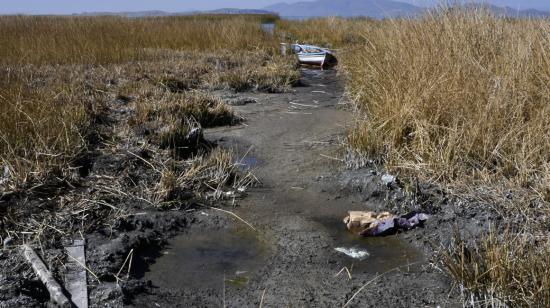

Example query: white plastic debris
[334,247,370,260]
[381,174,396,185]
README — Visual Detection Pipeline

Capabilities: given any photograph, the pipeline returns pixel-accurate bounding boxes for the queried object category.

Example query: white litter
[381,174,396,185]
[334,247,370,260]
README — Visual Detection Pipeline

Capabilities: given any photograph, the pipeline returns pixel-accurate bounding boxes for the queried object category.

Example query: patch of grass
[0,14,279,65]
[154,148,257,206]
[440,230,550,306]
[279,8,550,305]
[0,66,106,193]
[130,89,238,152]
[0,16,298,194]
[342,10,550,203]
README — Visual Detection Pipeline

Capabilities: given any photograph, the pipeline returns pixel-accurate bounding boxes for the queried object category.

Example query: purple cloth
[365,212,429,236]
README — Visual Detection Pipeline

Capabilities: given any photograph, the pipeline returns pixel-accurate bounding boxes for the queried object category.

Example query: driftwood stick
[21,245,71,308]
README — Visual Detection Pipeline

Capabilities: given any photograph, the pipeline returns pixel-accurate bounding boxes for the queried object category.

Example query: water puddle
[145,227,268,290]
[236,156,258,171]
[317,216,424,273]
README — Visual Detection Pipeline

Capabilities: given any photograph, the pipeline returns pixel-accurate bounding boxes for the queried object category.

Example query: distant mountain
[70,2,550,19]
[264,0,424,18]
[76,10,173,17]
[204,8,274,15]
[463,4,550,18]
[75,9,274,17]
[264,0,550,18]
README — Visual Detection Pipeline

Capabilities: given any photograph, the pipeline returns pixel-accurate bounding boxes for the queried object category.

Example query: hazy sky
[1,0,549,14]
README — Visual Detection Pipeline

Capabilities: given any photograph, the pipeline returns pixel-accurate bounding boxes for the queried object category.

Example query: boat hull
[297,53,337,68]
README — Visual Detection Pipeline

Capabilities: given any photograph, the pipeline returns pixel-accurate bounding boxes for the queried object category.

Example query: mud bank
[1,68,494,307]
[128,69,460,307]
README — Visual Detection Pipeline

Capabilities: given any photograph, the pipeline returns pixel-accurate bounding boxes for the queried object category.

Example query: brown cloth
[343,211,428,236]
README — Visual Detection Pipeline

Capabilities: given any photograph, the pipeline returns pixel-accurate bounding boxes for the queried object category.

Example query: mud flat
[1,68,471,307]
[130,69,457,307]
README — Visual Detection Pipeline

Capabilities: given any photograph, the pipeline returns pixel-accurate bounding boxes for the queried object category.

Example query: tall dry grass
[0,15,293,193]
[342,11,550,201]
[441,230,550,306]
[0,14,278,65]
[0,66,105,192]
[276,17,371,47]
[281,9,550,305]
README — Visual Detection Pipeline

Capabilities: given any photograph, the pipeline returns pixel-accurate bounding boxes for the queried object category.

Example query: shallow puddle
[236,156,258,171]
[318,216,424,273]
[145,227,268,290]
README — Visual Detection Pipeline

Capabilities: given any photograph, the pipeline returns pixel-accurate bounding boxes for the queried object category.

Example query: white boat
[290,44,337,68]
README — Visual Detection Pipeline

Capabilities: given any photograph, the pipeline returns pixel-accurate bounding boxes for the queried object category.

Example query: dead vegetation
[0,15,295,249]
[0,14,278,65]
[440,230,550,307]
[342,10,550,206]
[0,17,297,196]
[280,8,550,306]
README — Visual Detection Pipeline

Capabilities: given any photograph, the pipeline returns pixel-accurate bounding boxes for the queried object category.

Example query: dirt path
[131,69,456,307]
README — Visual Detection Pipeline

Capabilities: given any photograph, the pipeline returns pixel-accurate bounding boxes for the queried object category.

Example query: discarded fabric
[334,247,369,260]
[343,211,428,236]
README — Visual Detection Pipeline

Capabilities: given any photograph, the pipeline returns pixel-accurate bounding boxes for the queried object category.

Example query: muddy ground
[1,68,498,307]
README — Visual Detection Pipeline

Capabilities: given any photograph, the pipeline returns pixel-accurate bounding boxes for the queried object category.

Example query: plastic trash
[343,211,428,236]
[334,247,370,260]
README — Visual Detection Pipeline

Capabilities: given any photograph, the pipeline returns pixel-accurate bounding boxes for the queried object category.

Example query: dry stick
[67,253,101,283]
[21,245,72,308]
[127,150,161,174]
[115,249,134,283]
[342,261,424,308]
[259,289,267,308]
[289,102,319,108]
[320,154,345,162]
[208,206,257,232]
[335,267,352,280]
[222,273,226,308]
[82,199,118,211]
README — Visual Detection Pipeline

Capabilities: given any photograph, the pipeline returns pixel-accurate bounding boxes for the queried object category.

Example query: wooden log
[21,245,71,308]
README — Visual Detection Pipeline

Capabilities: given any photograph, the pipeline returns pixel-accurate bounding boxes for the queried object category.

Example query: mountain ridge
[264,0,550,18]
[265,0,423,18]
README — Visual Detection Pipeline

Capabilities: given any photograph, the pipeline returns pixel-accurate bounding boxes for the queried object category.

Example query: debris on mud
[21,245,71,308]
[344,211,429,236]
[64,239,88,308]
[334,247,369,260]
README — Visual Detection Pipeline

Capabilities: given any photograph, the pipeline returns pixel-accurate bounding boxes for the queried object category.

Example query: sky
[1,0,548,15]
